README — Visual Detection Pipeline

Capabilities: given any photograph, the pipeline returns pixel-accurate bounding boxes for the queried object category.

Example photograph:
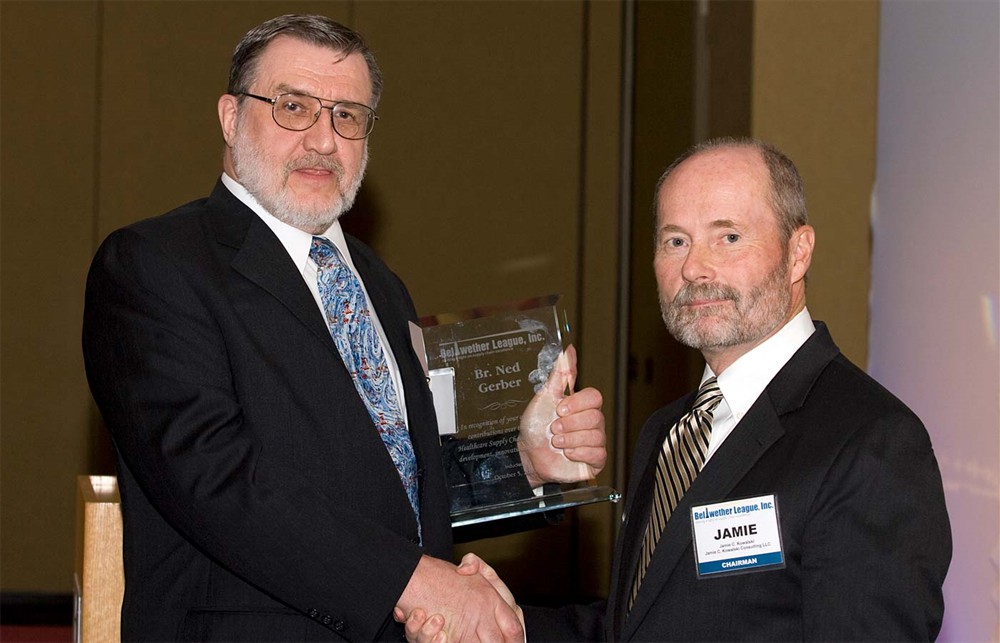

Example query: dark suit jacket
[524,323,951,642]
[83,181,453,642]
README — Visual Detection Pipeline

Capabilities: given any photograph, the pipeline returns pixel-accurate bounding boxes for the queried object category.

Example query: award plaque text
[419,295,620,527]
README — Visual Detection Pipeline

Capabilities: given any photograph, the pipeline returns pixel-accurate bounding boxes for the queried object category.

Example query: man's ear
[218,94,239,146]
[788,225,815,283]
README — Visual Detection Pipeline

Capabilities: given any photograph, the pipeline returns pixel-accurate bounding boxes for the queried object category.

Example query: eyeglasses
[240,92,378,140]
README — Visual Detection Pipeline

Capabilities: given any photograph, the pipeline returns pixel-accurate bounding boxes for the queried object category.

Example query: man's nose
[302,111,339,155]
[681,243,716,283]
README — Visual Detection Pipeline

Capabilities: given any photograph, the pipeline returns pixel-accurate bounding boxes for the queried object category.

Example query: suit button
[322,615,332,625]
[334,620,346,632]
[308,609,319,618]
[409,537,420,544]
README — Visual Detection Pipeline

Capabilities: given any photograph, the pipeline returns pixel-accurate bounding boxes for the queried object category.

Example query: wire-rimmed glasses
[240,92,377,140]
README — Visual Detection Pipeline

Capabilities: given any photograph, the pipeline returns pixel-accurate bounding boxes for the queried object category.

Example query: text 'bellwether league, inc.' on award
[413,294,619,528]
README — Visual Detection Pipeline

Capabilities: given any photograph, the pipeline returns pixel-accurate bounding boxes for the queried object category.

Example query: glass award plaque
[416,295,620,528]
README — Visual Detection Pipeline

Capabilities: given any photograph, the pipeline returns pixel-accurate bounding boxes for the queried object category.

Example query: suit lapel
[343,238,426,423]
[208,182,339,358]
[345,238,449,542]
[349,245,435,436]
[205,183,440,545]
[619,402,785,637]
[615,323,842,639]
[608,399,688,635]
[345,240,409,376]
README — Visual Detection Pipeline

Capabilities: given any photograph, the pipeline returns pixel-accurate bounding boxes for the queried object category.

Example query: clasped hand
[395,554,520,643]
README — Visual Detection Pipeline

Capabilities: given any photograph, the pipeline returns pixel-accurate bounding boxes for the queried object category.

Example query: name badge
[690,494,785,578]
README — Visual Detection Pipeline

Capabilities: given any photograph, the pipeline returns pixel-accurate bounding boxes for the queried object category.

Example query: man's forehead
[656,150,778,231]
[256,37,364,77]
[660,149,766,203]
[672,147,764,186]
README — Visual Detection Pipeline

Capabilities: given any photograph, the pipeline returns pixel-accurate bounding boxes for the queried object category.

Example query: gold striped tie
[628,377,723,611]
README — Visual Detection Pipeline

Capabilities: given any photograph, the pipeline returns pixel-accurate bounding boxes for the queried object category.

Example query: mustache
[285,155,345,179]
[670,282,740,307]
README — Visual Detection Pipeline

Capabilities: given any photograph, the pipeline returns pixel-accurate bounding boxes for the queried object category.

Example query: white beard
[231,118,368,233]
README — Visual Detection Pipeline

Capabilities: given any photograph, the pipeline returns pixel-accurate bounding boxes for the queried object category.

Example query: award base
[450,485,621,528]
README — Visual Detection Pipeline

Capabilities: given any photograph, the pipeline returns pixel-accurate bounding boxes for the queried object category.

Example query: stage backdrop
[870,2,999,642]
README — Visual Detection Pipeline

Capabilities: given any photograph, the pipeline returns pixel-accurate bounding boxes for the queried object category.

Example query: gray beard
[660,260,790,351]
[231,129,367,234]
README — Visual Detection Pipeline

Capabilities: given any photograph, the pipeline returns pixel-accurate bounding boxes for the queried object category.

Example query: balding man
[412,138,951,642]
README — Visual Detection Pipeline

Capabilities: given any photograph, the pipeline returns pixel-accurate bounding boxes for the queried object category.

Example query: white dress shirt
[221,173,409,421]
[702,308,816,463]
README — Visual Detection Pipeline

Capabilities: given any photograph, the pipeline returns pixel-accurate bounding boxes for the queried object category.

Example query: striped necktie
[629,376,723,611]
[310,237,420,533]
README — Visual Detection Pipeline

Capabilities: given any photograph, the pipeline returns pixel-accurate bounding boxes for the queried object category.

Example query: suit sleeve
[801,410,951,641]
[83,228,421,641]
[522,600,607,642]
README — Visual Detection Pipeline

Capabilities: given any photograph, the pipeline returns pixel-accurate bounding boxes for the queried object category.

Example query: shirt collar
[702,307,816,422]
[221,172,352,274]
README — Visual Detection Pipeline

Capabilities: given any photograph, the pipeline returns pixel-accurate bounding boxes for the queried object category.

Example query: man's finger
[551,415,606,443]
[404,608,428,640]
[557,386,603,416]
[562,446,607,469]
[457,552,485,575]
[490,601,525,643]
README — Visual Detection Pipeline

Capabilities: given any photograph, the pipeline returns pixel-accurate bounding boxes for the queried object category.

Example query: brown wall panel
[1,0,101,592]
[355,1,585,318]
[574,0,625,598]
[626,0,701,477]
[97,2,351,238]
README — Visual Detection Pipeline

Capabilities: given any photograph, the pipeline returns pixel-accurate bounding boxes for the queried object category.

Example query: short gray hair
[655,137,807,243]
[228,14,383,107]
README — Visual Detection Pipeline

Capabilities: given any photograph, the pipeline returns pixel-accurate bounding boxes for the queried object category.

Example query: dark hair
[655,137,807,243]
[228,14,383,107]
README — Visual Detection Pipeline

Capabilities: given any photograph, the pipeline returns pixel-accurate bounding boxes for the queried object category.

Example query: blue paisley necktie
[310,237,420,534]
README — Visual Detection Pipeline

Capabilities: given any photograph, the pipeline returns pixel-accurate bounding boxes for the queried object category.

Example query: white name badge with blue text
[690,494,785,578]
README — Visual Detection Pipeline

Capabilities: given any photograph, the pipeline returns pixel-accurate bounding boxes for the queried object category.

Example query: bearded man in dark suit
[82,14,606,643]
[406,138,951,642]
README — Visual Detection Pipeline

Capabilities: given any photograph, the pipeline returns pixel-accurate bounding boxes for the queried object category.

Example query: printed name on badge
[690,494,785,578]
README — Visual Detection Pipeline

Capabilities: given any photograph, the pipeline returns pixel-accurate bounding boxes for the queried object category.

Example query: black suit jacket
[83,181,453,641]
[524,323,951,642]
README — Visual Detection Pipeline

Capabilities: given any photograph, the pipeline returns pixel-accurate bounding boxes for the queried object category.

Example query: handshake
[396,346,606,643]
[394,553,524,643]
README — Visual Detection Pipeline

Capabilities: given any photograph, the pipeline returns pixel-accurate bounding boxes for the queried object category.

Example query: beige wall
[752,0,880,366]
[1,0,877,600]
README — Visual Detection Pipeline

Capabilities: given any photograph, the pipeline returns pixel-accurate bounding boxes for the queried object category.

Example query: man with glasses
[83,14,606,642]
